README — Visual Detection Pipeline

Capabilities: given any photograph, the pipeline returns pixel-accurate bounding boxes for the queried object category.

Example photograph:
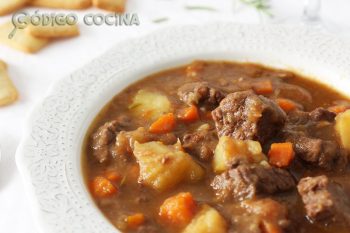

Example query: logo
[9,10,140,39]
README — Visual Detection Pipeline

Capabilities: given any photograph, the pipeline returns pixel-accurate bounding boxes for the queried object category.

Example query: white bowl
[16,23,350,233]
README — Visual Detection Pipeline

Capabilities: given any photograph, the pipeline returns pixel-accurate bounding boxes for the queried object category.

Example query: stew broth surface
[83,61,350,233]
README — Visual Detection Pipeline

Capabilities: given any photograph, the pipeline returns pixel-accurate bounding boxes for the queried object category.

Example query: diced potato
[129,90,172,121]
[133,141,204,191]
[335,109,350,151]
[213,136,266,173]
[182,205,227,233]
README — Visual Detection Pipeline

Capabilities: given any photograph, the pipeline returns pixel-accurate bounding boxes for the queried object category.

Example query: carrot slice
[90,176,118,198]
[126,213,145,229]
[178,105,199,123]
[128,165,140,179]
[202,111,213,120]
[268,142,295,168]
[261,220,282,233]
[159,192,196,227]
[104,170,121,182]
[328,105,349,114]
[276,98,297,112]
[253,80,273,95]
[149,113,176,134]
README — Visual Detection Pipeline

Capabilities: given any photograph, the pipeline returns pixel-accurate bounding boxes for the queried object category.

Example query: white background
[0,0,350,232]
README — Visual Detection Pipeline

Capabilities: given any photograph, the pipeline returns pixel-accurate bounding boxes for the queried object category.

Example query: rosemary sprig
[239,0,273,17]
[184,5,217,12]
[152,17,169,23]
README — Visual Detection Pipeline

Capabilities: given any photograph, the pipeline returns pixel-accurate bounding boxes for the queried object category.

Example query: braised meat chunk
[274,82,313,105]
[309,107,336,122]
[287,135,347,170]
[286,108,335,126]
[211,163,295,201]
[182,124,218,161]
[297,175,350,225]
[115,127,177,157]
[177,81,225,107]
[92,116,130,163]
[212,91,286,143]
[230,198,291,233]
[284,108,347,170]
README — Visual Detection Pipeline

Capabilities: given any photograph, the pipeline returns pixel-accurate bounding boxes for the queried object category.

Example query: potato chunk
[133,141,204,191]
[213,136,266,173]
[335,109,350,151]
[182,205,227,233]
[129,90,172,121]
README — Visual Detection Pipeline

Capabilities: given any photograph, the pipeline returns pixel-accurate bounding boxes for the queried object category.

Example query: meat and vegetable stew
[83,61,350,233]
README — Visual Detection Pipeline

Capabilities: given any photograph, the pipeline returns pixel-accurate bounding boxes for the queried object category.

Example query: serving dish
[16,23,350,233]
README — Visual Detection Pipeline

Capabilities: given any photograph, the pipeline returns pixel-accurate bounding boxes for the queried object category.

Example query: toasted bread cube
[0,60,18,106]
[26,24,80,38]
[0,0,28,16]
[93,0,125,12]
[30,0,91,9]
[0,22,49,53]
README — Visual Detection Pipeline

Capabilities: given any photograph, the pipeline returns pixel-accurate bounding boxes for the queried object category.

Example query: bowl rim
[16,22,350,233]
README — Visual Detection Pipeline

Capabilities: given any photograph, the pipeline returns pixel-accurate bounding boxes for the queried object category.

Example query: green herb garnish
[184,5,217,12]
[239,0,273,17]
[152,17,169,23]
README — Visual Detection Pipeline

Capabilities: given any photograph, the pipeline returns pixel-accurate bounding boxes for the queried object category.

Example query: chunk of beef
[309,107,336,122]
[287,108,335,126]
[274,83,313,105]
[283,107,347,170]
[211,163,295,201]
[182,124,218,161]
[114,127,177,158]
[229,198,291,233]
[212,91,286,143]
[177,81,225,107]
[286,135,347,170]
[297,175,350,225]
[285,110,310,126]
[92,116,130,163]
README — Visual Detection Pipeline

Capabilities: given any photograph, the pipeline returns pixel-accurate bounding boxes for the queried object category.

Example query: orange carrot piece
[159,192,196,227]
[268,142,295,168]
[105,170,121,182]
[126,213,145,229]
[261,221,282,233]
[253,80,274,95]
[276,98,297,112]
[90,176,118,198]
[149,113,176,134]
[178,105,199,123]
[204,111,213,120]
[128,165,140,179]
[328,105,349,114]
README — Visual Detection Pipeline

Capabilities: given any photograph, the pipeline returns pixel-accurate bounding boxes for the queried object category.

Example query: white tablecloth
[0,0,349,232]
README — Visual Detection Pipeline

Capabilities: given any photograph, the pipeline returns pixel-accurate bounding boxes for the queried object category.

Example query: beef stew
[83,61,350,233]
